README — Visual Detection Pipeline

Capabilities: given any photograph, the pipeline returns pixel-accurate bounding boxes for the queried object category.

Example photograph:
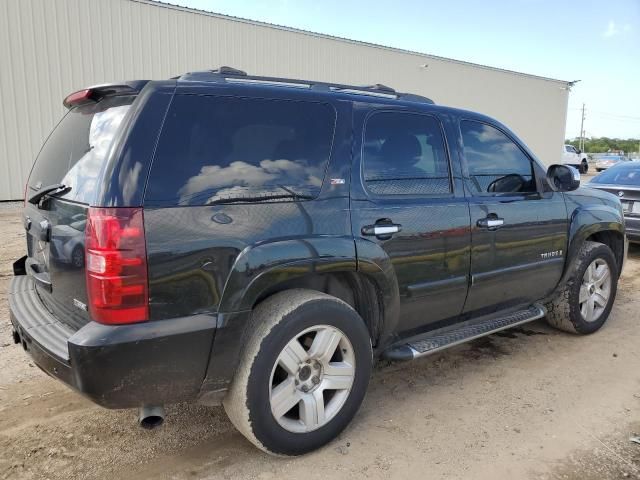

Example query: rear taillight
[85,207,148,324]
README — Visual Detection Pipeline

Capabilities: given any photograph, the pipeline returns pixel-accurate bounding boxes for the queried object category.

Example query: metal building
[0,0,571,201]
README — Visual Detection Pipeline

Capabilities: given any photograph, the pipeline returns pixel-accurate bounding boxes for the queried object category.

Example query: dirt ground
[2,195,640,479]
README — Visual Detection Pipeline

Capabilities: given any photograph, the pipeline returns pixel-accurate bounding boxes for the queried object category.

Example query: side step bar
[382,304,546,361]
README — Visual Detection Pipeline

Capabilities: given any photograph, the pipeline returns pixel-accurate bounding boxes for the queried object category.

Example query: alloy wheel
[269,325,356,433]
[579,258,611,323]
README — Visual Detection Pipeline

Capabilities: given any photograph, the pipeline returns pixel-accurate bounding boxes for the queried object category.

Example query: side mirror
[547,164,580,191]
[576,149,582,154]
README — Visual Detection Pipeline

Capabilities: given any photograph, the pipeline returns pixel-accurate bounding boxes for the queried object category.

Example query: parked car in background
[589,162,640,243]
[595,155,630,172]
[563,144,589,173]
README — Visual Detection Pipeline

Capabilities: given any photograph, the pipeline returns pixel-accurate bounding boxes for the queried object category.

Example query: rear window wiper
[205,192,313,206]
[28,183,72,205]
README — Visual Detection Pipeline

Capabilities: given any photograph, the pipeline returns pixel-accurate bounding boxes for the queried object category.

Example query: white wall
[0,0,570,200]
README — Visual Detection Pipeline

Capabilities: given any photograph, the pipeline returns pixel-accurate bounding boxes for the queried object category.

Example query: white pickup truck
[563,144,589,173]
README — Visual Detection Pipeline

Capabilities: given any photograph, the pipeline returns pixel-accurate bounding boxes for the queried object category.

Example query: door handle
[362,223,402,238]
[477,216,504,229]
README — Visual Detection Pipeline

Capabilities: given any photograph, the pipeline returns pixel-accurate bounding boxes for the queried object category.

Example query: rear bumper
[9,275,218,408]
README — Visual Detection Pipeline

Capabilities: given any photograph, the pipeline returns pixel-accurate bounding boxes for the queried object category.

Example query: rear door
[23,95,136,330]
[458,119,568,316]
[350,106,471,337]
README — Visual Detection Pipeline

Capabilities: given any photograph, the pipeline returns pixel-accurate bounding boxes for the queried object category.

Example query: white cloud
[602,20,632,38]
[177,158,322,204]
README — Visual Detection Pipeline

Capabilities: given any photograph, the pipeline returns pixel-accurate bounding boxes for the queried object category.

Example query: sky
[167,0,639,140]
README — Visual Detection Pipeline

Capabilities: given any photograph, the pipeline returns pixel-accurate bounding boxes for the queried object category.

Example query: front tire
[223,289,372,455]
[545,241,618,334]
[580,160,588,174]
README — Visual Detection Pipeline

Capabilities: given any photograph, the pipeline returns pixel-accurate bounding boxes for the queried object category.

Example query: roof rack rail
[212,66,247,76]
[328,86,397,99]
[182,67,434,104]
[400,93,434,104]
[362,84,396,93]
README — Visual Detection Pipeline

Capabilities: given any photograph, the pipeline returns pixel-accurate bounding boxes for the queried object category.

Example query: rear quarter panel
[144,199,354,319]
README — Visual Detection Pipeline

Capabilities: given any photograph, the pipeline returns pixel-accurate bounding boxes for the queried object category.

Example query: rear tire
[545,241,617,334]
[223,289,372,455]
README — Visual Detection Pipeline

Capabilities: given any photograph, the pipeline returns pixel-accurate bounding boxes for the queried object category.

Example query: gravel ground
[2,183,640,479]
[0,201,22,211]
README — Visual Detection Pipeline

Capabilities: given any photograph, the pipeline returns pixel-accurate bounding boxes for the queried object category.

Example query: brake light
[85,208,148,324]
[63,89,93,108]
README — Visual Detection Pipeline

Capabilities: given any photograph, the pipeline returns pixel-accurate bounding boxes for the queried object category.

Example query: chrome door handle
[477,217,504,229]
[362,224,402,237]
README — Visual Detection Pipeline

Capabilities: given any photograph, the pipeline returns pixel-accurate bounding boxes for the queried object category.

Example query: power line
[567,107,640,121]
[590,112,640,121]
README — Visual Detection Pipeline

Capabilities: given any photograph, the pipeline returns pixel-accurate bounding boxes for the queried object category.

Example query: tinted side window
[145,95,335,206]
[363,112,450,196]
[460,120,535,194]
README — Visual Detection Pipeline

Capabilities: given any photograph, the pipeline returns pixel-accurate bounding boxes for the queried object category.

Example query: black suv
[9,68,627,455]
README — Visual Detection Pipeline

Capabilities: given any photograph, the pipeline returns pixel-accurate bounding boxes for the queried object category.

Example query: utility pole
[579,103,586,151]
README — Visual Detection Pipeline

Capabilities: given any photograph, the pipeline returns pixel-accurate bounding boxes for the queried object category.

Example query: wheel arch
[249,270,385,346]
[563,205,625,285]
[217,236,400,348]
[218,237,398,343]
[200,237,399,400]
[585,230,625,274]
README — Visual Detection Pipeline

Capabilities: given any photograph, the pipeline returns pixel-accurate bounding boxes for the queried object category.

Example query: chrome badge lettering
[73,298,88,311]
[540,250,563,259]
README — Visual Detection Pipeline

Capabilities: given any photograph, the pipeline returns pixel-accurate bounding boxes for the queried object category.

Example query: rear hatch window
[28,95,135,205]
[24,95,135,331]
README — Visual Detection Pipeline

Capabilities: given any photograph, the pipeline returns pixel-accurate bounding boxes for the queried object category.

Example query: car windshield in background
[27,95,135,205]
[599,156,624,162]
[592,164,640,186]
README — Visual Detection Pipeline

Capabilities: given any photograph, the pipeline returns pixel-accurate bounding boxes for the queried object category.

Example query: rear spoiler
[63,80,150,109]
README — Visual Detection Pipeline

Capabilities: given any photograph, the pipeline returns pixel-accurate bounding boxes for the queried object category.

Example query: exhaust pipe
[138,405,165,429]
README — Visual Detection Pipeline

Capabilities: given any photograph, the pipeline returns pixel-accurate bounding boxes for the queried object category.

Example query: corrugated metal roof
[138,0,571,85]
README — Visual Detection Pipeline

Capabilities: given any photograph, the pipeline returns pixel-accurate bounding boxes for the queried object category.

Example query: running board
[382,304,546,361]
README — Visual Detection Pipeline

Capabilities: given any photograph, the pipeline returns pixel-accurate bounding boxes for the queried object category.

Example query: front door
[458,119,568,317]
[350,107,471,337]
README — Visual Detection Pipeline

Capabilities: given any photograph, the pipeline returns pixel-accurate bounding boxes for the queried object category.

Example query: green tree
[565,137,640,154]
